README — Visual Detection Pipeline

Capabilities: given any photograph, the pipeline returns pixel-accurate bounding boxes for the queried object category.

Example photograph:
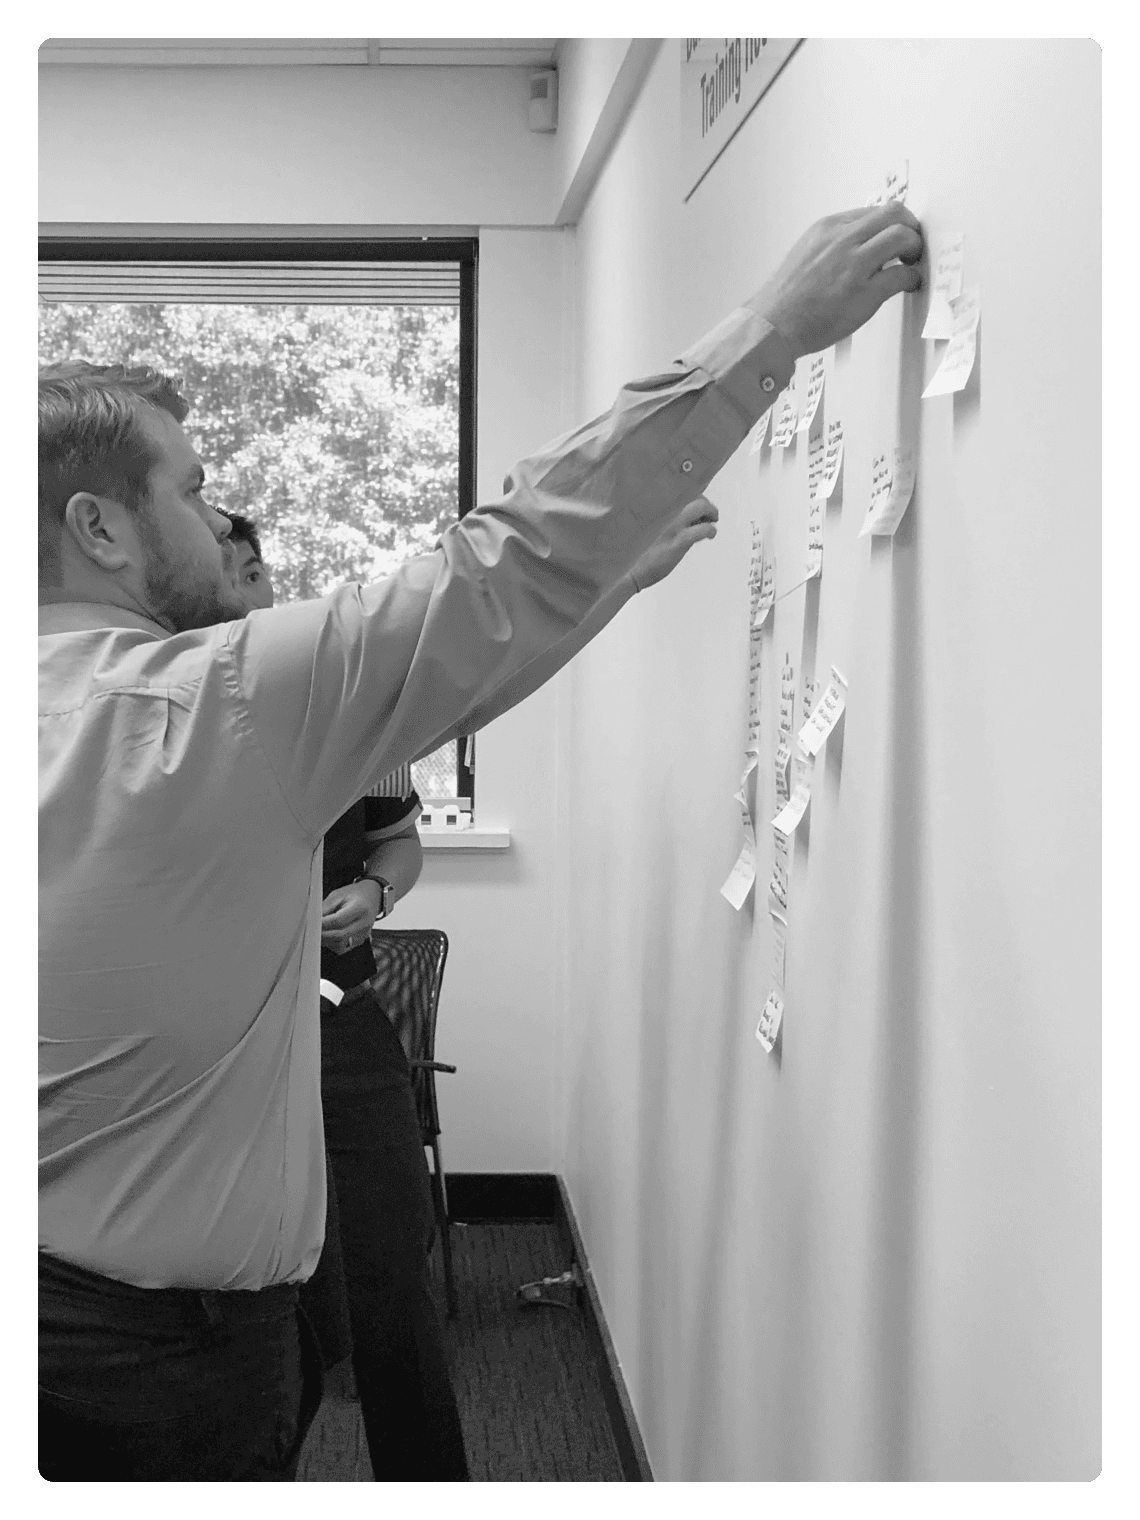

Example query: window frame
[38,232,479,808]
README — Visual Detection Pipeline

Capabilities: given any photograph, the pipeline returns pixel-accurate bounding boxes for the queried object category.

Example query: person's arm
[231,206,923,840]
[438,497,720,747]
[320,820,423,956]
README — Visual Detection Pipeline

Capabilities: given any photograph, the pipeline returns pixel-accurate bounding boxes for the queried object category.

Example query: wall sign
[681,38,802,201]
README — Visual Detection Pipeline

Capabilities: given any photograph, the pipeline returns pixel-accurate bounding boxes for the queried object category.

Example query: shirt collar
[38,601,169,640]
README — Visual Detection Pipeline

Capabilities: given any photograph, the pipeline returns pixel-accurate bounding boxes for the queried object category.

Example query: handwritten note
[807,433,825,499]
[749,407,773,454]
[756,991,784,1053]
[770,384,798,447]
[720,796,757,911]
[768,827,791,914]
[921,234,965,341]
[746,633,763,755]
[818,419,844,499]
[797,665,849,757]
[748,520,764,613]
[858,445,918,538]
[774,734,792,808]
[805,494,824,579]
[922,286,981,398]
[753,549,775,629]
[796,352,828,434]
[801,680,820,727]
[866,158,910,207]
[779,655,795,737]
[772,756,812,836]
[740,750,758,788]
[770,911,788,988]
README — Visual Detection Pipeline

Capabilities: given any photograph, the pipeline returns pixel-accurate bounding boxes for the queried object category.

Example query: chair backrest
[368,928,449,1137]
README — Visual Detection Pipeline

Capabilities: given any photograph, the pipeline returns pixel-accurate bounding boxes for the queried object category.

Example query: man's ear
[63,492,136,572]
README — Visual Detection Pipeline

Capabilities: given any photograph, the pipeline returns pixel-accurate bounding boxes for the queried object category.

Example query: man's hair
[38,361,189,586]
[221,511,263,563]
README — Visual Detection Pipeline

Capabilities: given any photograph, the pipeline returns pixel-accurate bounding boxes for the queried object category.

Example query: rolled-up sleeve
[227,309,795,840]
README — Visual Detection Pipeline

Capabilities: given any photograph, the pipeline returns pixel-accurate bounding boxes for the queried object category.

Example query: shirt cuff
[677,306,797,425]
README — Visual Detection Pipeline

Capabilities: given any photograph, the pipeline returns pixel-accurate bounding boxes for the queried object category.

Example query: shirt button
[761,375,776,393]
[681,459,693,473]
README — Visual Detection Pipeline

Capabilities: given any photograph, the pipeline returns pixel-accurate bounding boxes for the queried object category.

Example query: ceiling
[38,38,560,68]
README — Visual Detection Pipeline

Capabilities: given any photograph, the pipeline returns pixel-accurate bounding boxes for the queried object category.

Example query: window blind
[38,260,461,307]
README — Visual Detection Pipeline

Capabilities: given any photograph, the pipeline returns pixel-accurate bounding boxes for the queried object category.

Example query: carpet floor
[296,1219,626,1482]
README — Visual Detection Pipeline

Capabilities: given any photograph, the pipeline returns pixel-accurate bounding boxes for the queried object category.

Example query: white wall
[39,64,559,226]
[562,38,1100,1480]
[391,228,574,1170]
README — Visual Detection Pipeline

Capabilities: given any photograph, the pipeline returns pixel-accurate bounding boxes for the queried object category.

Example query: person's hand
[320,881,382,956]
[748,204,924,357]
[631,497,720,592]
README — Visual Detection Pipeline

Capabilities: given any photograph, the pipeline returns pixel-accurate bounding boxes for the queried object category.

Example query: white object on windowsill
[418,803,471,831]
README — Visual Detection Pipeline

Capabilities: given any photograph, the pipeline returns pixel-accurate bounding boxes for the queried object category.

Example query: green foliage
[38,300,460,603]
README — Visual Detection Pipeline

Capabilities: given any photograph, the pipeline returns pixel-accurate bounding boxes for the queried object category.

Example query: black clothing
[300,790,470,1480]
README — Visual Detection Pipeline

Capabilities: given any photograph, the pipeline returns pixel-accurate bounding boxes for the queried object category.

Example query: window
[38,236,478,810]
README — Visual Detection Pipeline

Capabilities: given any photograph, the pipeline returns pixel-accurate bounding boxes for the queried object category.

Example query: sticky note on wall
[796,351,828,434]
[756,991,784,1053]
[816,419,844,499]
[797,666,848,757]
[921,234,965,341]
[922,287,981,398]
[858,445,917,538]
[749,407,773,454]
[772,756,813,837]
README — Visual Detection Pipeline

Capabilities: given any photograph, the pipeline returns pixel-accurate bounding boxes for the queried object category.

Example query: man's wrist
[356,873,393,918]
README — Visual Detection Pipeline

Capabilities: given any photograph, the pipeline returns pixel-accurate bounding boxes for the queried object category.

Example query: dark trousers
[302,991,469,1480]
[38,1253,324,1481]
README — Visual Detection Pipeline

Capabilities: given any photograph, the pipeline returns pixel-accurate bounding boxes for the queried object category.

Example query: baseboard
[444,1171,653,1482]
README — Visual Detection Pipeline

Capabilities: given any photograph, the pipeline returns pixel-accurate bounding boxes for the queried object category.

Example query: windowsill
[419,827,511,851]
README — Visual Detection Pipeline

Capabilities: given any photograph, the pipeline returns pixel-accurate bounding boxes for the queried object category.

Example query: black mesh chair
[367,927,458,1317]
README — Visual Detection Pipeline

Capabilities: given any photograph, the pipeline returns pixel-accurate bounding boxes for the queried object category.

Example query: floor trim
[445,1172,653,1482]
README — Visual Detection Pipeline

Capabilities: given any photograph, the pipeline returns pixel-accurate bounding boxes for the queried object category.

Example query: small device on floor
[515,1264,584,1313]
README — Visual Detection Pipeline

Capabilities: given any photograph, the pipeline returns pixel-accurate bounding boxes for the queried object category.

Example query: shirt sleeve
[363,788,422,843]
[225,308,795,841]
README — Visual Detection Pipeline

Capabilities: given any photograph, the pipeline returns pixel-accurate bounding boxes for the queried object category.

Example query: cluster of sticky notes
[768,828,791,914]
[749,406,773,455]
[858,445,917,538]
[749,519,775,630]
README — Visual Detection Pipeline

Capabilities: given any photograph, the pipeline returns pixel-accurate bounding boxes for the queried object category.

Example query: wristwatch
[356,873,395,919]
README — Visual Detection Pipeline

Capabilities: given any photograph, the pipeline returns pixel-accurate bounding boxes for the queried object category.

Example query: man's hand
[631,497,719,592]
[321,881,382,956]
[748,204,924,358]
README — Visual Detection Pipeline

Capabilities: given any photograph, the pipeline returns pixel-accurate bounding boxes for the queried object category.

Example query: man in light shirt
[38,205,923,1479]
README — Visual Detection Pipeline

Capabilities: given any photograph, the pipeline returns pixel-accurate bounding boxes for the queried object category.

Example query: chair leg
[428,1134,457,1318]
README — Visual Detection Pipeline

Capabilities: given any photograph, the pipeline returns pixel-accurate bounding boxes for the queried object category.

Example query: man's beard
[139,522,247,633]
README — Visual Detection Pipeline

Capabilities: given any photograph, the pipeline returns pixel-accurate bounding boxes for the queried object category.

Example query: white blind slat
[39,261,461,307]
